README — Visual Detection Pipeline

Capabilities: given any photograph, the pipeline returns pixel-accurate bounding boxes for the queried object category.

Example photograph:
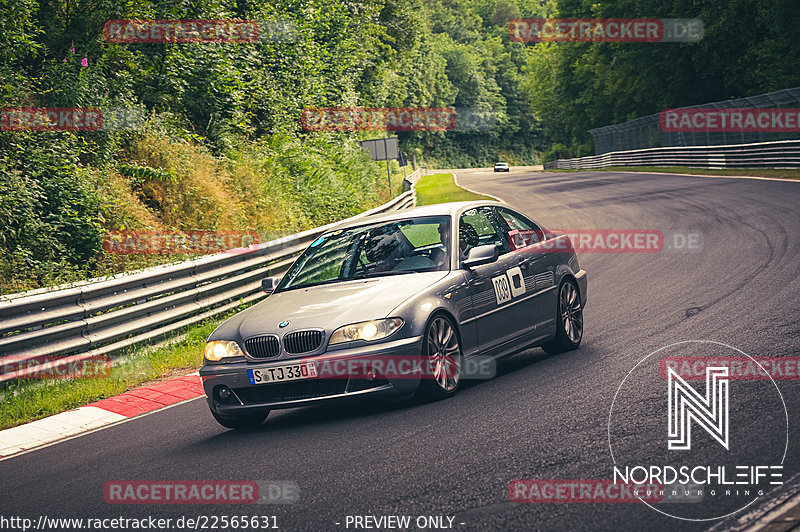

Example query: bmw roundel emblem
[279,320,290,328]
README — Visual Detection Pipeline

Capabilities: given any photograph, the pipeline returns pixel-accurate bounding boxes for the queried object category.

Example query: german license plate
[247,362,317,385]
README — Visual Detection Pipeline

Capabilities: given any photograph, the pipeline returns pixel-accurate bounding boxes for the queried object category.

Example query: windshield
[278,216,451,290]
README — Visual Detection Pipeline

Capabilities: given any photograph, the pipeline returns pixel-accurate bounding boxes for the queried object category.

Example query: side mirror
[462,244,499,268]
[261,277,280,294]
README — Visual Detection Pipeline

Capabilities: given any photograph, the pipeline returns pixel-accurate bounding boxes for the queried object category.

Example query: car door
[495,206,558,330]
[459,206,538,356]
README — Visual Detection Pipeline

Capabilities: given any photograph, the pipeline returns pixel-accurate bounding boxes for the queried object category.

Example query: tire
[416,315,463,400]
[542,279,583,355]
[211,409,269,429]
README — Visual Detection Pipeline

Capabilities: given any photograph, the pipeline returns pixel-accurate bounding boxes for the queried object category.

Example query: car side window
[459,207,510,258]
[496,207,544,251]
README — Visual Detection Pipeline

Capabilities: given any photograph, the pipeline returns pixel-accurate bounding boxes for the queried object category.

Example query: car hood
[219,271,449,340]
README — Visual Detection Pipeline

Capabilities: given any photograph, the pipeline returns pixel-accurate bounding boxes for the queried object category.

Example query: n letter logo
[668,366,729,451]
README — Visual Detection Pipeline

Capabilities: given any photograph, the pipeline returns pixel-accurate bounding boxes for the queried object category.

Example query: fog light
[216,385,235,404]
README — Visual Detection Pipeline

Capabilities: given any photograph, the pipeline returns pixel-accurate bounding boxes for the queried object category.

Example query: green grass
[401,222,441,248]
[549,166,800,180]
[0,309,249,430]
[415,173,494,206]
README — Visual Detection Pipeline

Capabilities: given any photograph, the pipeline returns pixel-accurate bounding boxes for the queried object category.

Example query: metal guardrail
[0,171,420,382]
[544,139,800,170]
[403,166,427,189]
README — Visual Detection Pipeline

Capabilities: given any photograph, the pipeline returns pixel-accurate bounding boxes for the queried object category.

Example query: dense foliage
[2,0,797,290]
[0,0,545,292]
[525,0,800,156]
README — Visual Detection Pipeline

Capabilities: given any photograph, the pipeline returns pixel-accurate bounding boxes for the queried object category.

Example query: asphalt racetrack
[2,169,799,531]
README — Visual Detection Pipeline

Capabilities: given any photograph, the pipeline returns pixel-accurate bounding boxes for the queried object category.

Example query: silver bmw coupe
[199,201,587,428]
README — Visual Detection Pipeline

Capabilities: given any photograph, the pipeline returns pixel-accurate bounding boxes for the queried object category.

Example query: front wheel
[211,410,269,429]
[542,280,583,355]
[417,315,463,400]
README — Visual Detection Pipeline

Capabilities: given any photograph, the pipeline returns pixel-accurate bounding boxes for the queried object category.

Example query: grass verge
[0,308,245,430]
[549,166,800,180]
[415,173,494,205]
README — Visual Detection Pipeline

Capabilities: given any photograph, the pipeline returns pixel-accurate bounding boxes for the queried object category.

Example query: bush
[574,141,594,158]
[542,143,571,163]
[0,118,396,293]
[0,133,105,292]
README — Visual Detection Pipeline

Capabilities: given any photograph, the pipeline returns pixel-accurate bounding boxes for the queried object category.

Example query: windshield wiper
[350,270,415,280]
[283,269,419,291]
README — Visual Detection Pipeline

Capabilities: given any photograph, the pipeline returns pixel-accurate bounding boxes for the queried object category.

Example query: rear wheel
[417,315,463,400]
[211,410,269,429]
[542,279,583,354]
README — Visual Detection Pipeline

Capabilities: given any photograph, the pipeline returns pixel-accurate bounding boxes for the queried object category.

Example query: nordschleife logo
[667,365,729,451]
[608,341,789,521]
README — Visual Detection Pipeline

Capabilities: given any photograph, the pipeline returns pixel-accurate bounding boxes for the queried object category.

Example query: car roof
[328,200,508,230]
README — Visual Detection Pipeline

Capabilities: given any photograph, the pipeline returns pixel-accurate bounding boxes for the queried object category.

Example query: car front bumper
[199,335,424,415]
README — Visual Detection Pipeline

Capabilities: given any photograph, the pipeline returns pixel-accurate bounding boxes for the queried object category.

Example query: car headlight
[204,340,244,362]
[329,318,404,345]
